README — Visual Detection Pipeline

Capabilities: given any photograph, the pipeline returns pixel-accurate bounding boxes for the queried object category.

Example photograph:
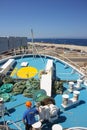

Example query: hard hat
[25,101,32,107]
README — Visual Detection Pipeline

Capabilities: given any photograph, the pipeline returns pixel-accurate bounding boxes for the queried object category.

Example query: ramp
[0,59,15,74]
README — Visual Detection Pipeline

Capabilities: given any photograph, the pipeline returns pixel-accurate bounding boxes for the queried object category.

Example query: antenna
[31,29,35,57]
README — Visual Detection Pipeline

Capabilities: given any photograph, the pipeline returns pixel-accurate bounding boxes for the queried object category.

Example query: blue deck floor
[2,83,87,129]
[0,55,87,129]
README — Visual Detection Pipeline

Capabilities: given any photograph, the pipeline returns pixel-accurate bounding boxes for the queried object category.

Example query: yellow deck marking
[17,66,38,78]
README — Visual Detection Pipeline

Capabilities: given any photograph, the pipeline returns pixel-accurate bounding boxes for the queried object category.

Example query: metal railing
[0,46,86,76]
[6,120,22,130]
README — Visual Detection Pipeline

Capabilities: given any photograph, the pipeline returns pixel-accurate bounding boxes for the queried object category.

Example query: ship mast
[31,29,45,63]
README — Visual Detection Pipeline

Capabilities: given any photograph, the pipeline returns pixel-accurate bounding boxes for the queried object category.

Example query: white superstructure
[40,59,53,96]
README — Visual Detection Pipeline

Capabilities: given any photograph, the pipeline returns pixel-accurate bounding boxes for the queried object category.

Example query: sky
[0,0,87,38]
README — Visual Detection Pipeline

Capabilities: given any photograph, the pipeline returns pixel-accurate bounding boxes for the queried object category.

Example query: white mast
[31,29,45,63]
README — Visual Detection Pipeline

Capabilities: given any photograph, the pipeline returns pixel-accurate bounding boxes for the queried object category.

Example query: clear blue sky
[0,0,87,38]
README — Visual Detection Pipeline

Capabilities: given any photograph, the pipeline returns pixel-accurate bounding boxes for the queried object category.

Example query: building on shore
[0,37,27,54]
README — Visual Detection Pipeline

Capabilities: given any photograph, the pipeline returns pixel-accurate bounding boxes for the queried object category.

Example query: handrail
[0,47,86,75]
[41,50,81,70]
[68,127,87,130]
[6,120,22,130]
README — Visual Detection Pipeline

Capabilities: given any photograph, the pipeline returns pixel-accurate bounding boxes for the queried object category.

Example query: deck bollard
[73,91,80,101]
[76,79,83,88]
[69,81,74,92]
[62,94,69,106]
[52,124,63,130]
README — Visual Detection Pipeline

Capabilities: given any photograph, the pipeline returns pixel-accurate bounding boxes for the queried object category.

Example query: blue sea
[28,38,87,46]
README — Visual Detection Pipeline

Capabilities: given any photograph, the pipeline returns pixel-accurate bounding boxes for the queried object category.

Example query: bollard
[76,79,83,88]
[73,91,80,101]
[69,82,74,92]
[62,94,69,106]
[52,124,63,130]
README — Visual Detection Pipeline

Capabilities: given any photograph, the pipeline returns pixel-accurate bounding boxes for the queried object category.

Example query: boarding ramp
[40,59,53,96]
[0,59,15,75]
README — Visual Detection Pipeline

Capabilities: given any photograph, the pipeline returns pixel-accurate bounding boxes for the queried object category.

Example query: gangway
[40,59,53,96]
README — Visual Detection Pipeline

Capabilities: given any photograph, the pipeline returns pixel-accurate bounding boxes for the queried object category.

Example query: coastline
[31,42,87,52]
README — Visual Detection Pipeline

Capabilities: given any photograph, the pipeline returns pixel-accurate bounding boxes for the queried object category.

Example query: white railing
[6,120,22,130]
[0,46,86,76]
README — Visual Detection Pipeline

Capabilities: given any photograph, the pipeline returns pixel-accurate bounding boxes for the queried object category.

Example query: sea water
[28,38,87,46]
